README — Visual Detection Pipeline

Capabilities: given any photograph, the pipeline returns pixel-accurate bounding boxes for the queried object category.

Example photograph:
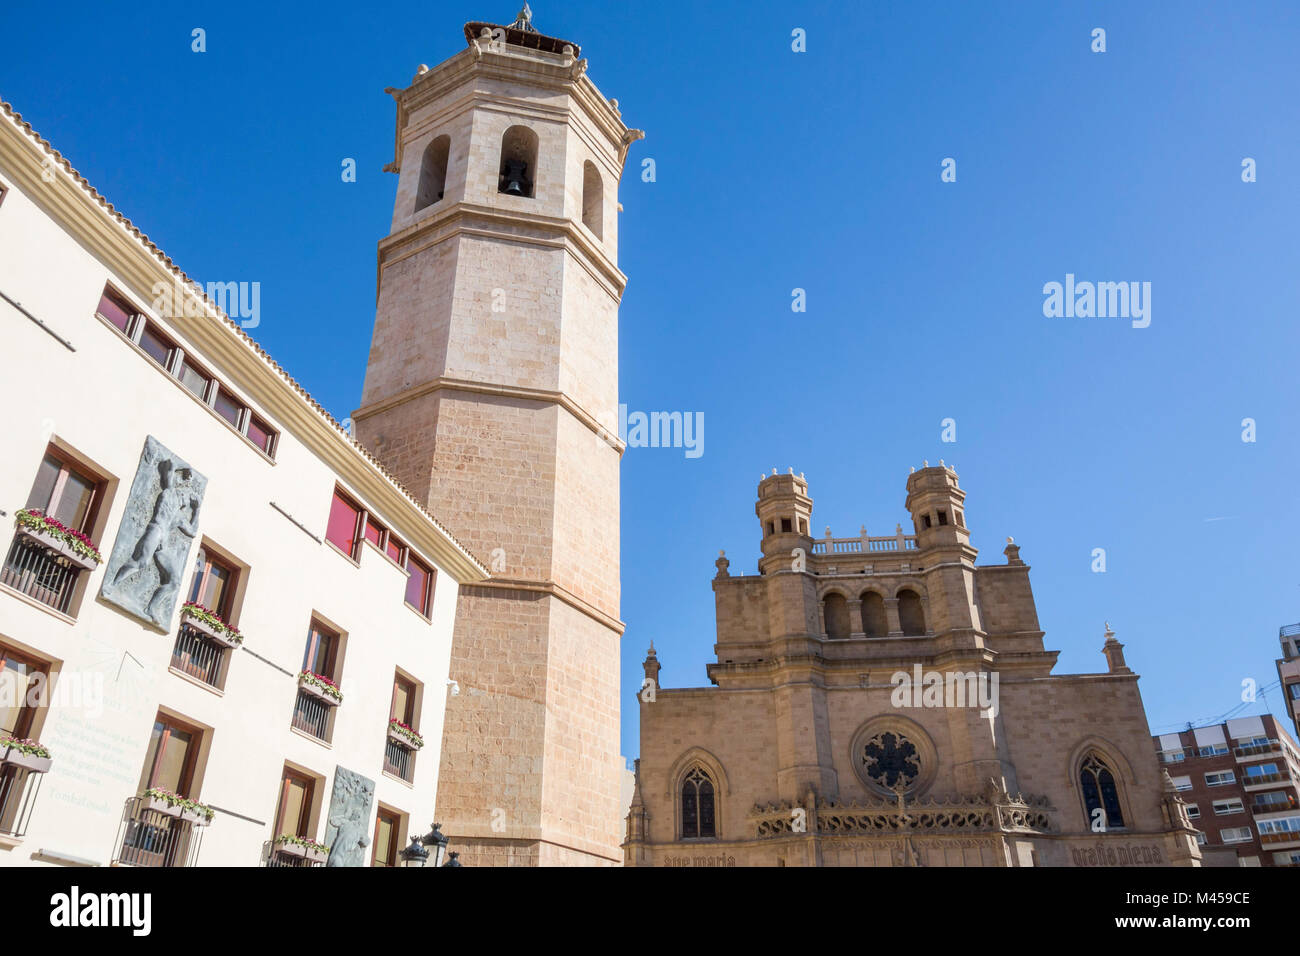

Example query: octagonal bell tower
[354,8,643,866]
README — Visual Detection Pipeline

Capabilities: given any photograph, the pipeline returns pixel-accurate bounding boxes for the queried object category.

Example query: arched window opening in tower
[581,160,602,238]
[498,125,538,198]
[680,767,716,839]
[824,593,850,640]
[897,589,926,635]
[415,135,450,212]
[1079,754,1126,829]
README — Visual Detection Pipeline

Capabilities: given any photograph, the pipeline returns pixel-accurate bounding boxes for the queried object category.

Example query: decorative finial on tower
[647,640,656,657]
[715,550,731,578]
[910,466,915,473]
[1101,622,1130,674]
[511,3,537,33]
[922,459,928,468]
[1003,537,1023,565]
[772,467,777,476]
[788,467,794,474]
[939,459,944,467]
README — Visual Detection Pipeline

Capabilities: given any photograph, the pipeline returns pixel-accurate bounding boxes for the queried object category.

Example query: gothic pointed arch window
[1079,753,1125,829]
[680,766,716,839]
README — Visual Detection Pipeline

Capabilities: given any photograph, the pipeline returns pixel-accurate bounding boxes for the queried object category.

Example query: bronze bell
[501,159,529,196]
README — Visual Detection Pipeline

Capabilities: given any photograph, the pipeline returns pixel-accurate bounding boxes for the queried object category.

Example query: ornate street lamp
[398,836,429,868]
[421,822,450,868]
[443,851,462,867]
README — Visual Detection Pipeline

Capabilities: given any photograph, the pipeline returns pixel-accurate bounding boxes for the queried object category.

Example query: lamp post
[399,822,453,868]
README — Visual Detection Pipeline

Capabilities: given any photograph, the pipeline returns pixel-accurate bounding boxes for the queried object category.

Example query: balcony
[170,616,239,689]
[1242,770,1291,790]
[0,534,83,614]
[291,691,332,741]
[264,837,328,867]
[811,531,919,555]
[383,739,414,783]
[0,766,42,840]
[112,796,202,867]
[1252,794,1300,814]
[1235,740,1283,760]
[1259,831,1300,850]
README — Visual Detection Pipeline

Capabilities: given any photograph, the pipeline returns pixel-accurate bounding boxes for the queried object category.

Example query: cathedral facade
[625,466,1201,866]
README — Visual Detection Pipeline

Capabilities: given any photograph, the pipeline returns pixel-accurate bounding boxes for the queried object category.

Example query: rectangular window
[177,356,212,400]
[274,769,315,839]
[326,490,362,560]
[1205,771,1236,787]
[1198,745,1228,757]
[138,322,174,368]
[136,715,199,797]
[246,415,275,455]
[1172,776,1193,791]
[372,809,401,867]
[188,550,236,619]
[385,534,405,565]
[405,554,433,617]
[1185,805,1201,820]
[1221,827,1253,844]
[25,450,101,533]
[96,286,136,334]
[1213,799,1244,816]
[302,621,338,679]
[364,516,386,551]
[0,644,48,739]
[391,675,415,725]
[213,387,243,428]
[1245,763,1278,777]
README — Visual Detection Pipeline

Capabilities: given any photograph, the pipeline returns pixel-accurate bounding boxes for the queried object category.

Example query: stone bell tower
[353,7,643,866]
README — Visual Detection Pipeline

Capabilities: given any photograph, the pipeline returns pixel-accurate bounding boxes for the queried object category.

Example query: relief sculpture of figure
[325,770,373,867]
[112,458,201,620]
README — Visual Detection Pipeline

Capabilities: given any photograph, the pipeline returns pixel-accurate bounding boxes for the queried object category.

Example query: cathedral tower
[354,8,642,865]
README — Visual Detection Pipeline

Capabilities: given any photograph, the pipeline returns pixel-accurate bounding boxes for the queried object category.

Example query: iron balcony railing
[112,796,202,867]
[383,739,414,783]
[0,765,42,838]
[291,690,331,741]
[263,840,324,867]
[171,623,226,688]
[0,535,81,614]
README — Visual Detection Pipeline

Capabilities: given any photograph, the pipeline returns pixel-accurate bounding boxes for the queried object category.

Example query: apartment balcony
[170,622,232,688]
[291,691,332,742]
[1235,740,1283,760]
[1242,770,1291,790]
[1252,794,1300,814]
[0,765,43,841]
[263,838,327,867]
[0,533,85,614]
[383,739,415,783]
[1259,831,1300,850]
[112,796,202,867]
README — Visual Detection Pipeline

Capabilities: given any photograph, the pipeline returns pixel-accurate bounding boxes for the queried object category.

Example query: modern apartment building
[0,99,488,867]
[1154,714,1300,867]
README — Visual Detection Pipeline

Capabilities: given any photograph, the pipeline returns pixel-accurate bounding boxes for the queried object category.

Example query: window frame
[325,488,365,562]
[0,642,50,739]
[137,713,203,798]
[273,768,316,840]
[187,548,239,621]
[404,552,435,619]
[25,446,105,536]
[371,807,402,867]
[302,620,339,680]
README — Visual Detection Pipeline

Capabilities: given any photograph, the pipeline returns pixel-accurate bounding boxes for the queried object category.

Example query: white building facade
[0,100,487,867]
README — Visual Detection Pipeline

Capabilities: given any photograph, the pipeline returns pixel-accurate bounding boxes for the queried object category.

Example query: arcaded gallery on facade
[0,97,489,867]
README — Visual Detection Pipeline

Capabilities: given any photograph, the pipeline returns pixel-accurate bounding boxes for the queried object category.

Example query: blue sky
[4,1,1298,764]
